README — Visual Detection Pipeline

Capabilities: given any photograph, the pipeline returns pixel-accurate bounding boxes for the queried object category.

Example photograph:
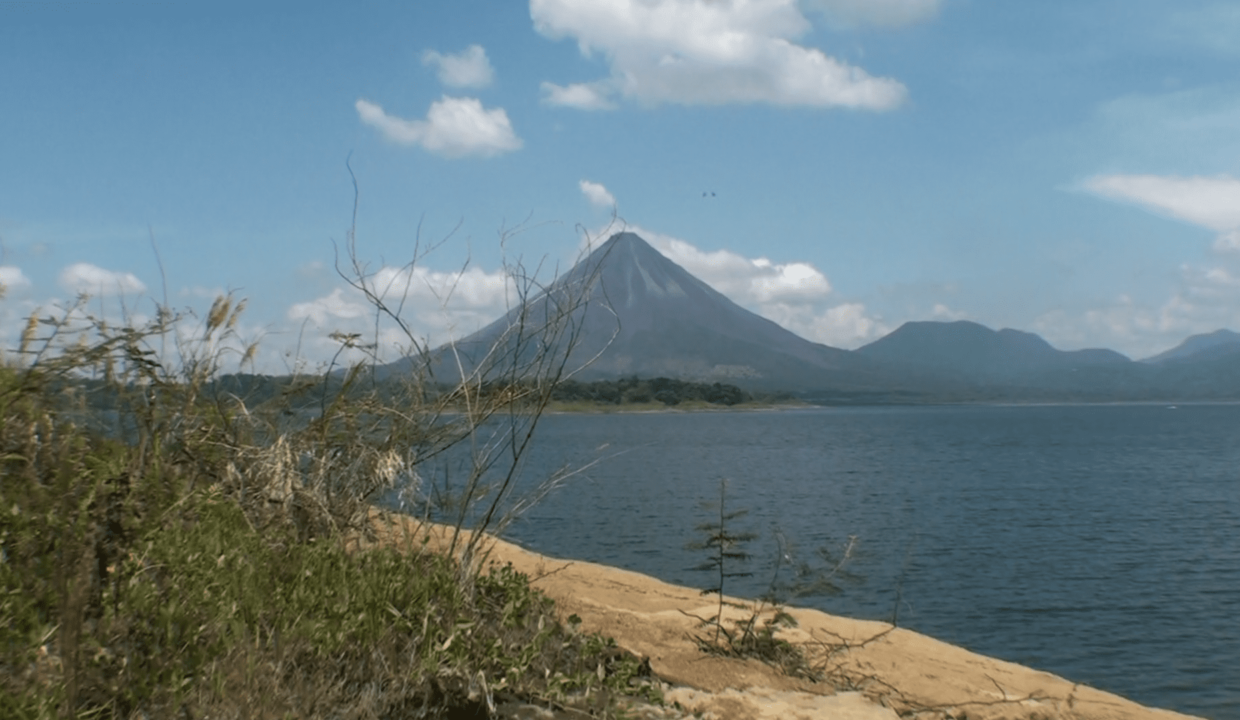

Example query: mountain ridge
[1141,328,1240,364]
[854,320,1131,381]
[380,232,1240,401]
[413,232,892,391]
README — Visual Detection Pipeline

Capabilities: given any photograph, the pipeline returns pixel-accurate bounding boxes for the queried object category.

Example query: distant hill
[369,233,1240,403]
[1141,329,1240,364]
[1131,331,1240,397]
[854,320,1130,381]
[851,320,1240,400]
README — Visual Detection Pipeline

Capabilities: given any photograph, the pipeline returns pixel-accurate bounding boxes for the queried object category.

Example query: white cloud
[0,266,31,293]
[763,300,890,347]
[580,179,617,208]
[1035,297,1192,360]
[801,0,941,28]
[179,285,228,300]
[647,231,832,303]
[541,81,617,110]
[1215,230,1240,253]
[59,263,146,295]
[530,0,907,110]
[422,45,495,88]
[372,265,515,313]
[1085,174,1240,232]
[1075,172,1240,354]
[1034,253,1240,359]
[288,288,371,328]
[931,303,967,320]
[288,264,518,358]
[356,96,522,158]
[606,224,887,347]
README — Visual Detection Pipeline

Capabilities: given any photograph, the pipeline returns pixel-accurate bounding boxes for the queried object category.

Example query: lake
[409,404,1240,719]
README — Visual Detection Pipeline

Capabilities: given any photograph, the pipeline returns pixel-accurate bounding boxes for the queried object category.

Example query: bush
[0,218,653,717]
[551,377,752,407]
[685,479,861,682]
[0,456,653,716]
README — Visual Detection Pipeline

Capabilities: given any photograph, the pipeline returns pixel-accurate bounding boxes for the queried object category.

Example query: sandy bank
[361,511,1202,720]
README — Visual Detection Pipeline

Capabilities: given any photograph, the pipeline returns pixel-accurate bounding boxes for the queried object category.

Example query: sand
[360,511,1204,720]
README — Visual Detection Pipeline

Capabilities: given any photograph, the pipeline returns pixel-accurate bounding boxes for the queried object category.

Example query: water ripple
[426,405,1240,720]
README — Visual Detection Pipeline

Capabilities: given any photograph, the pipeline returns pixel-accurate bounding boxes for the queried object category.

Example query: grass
[0,212,835,716]
[0,283,659,718]
[684,479,861,683]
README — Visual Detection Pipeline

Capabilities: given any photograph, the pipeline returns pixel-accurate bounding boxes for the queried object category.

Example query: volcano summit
[428,231,881,391]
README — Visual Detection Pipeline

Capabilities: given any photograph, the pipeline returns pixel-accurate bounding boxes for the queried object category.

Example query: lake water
[413,404,1240,719]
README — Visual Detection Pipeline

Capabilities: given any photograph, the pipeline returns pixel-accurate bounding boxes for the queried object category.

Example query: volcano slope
[399,231,890,394]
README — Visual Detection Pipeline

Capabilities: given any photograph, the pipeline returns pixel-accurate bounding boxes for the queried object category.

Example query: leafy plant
[685,479,860,681]
[686,479,758,645]
[0,202,651,717]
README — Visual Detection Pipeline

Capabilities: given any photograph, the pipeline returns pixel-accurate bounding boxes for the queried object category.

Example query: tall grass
[0,223,652,717]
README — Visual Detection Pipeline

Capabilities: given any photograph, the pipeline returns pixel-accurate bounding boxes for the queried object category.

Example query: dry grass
[0,216,651,717]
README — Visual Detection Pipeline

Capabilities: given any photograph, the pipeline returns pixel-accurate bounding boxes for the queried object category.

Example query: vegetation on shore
[552,377,750,406]
[0,208,830,716]
[0,217,664,718]
[0,402,652,717]
[683,480,861,683]
[548,377,805,412]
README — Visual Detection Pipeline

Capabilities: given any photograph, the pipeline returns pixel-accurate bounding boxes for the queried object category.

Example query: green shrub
[0,242,654,717]
[1,456,656,716]
[685,479,860,682]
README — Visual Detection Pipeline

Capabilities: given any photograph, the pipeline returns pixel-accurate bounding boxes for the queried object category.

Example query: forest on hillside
[551,377,751,406]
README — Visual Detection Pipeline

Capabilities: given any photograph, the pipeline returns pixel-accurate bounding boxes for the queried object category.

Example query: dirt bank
[362,511,1203,720]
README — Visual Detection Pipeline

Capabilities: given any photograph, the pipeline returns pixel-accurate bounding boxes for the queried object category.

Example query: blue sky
[3,0,1240,371]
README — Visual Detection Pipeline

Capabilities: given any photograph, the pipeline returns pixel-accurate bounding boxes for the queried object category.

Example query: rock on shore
[364,511,1204,720]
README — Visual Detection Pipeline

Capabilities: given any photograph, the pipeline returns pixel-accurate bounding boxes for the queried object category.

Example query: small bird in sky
[702,191,716,198]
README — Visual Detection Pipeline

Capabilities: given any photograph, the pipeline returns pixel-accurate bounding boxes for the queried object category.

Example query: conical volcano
[372,236,1240,400]
[420,231,880,390]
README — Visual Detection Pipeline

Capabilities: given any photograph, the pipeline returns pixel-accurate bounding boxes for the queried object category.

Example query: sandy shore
[361,511,1203,720]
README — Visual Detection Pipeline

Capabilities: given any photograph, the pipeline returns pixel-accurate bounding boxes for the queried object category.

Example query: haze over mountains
[414,232,1240,403]
[1141,329,1240,365]
[855,321,1130,381]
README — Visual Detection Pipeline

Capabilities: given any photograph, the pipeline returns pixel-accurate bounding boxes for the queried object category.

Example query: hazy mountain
[419,231,887,391]
[1141,329,1240,364]
[854,320,1130,381]
[372,234,1240,402]
[851,320,1240,400]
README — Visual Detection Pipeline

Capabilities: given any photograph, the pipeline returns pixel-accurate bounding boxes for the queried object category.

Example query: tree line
[551,376,751,406]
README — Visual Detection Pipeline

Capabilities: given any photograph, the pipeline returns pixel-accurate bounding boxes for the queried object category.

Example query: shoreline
[364,511,1204,720]
[544,400,811,414]
[544,398,1240,414]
